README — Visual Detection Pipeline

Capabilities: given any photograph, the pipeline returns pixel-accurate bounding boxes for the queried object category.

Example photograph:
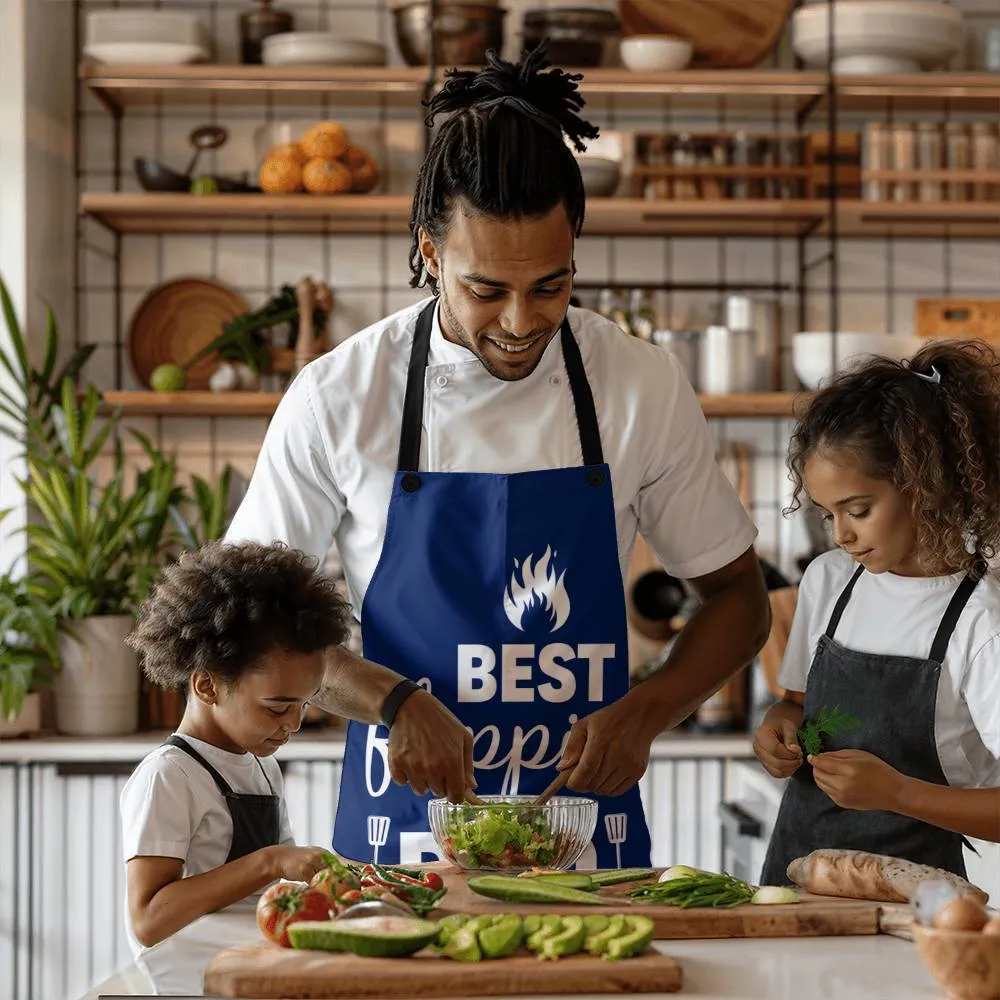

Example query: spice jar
[890,124,916,202]
[971,123,998,201]
[863,123,888,202]
[945,123,970,202]
[916,123,943,202]
[240,0,294,65]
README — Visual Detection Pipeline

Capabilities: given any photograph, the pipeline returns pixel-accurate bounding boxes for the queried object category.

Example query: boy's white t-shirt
[120,734,296,995]
[779,548,1000,789]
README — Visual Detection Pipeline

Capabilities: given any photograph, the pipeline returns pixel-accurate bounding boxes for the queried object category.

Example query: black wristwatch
[380,678,422,729]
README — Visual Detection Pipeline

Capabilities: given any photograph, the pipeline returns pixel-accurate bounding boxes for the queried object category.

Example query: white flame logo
[503,546,570,633]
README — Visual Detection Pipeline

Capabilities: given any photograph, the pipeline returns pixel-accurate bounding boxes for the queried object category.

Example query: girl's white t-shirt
[119,734,296,994]
[779,548,1000,789]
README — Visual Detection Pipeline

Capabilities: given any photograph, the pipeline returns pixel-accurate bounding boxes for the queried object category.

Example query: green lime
[190,175,218,195]
[150,363,186,392]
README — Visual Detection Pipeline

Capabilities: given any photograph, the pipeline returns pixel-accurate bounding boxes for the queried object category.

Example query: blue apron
[332,300,651,869]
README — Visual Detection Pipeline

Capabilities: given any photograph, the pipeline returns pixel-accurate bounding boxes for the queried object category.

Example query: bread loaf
[787,850,988,906]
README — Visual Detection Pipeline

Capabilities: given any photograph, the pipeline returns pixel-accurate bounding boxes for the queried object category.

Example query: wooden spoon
[532,770,570,808]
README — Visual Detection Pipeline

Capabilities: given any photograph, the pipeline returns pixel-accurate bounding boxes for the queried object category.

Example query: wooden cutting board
[619,0,794,69]
[436,870,894,940]
[203,943,682,998]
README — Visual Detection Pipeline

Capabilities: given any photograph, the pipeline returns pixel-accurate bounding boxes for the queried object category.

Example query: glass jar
[945,123,971,202]
[240,0,294,65]
[916,123,943,202]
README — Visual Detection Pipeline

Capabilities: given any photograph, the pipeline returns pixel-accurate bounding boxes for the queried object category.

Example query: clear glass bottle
[890,123,916,203]
[916,123,943,202]
[863,123,888,202]
[971,123,998,201]
[945,123,971,202]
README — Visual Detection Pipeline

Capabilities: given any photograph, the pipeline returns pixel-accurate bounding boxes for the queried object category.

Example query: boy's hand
[753,718,804,778]
[265,845,332,884]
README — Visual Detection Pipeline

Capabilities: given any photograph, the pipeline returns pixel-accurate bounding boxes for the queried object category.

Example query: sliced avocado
[539,915,587,960]
[523,914,543,935]
[435,914,469,947]
[582,914,610,935]
[478,915,524,959]
[442,925,483,962]
[604,915,655,961]
[287,916,439,957]
[586,913,628,955]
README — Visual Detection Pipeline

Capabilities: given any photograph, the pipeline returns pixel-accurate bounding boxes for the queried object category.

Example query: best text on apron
[761,566,980,884]
[333,300,651,869]
[164,734,281,862]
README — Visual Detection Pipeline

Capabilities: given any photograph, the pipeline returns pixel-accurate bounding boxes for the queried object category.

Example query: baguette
[787,850,989,906]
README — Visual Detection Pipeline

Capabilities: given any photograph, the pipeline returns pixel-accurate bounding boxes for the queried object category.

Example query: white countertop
[78,930,943,1000]
[0,728,753,764]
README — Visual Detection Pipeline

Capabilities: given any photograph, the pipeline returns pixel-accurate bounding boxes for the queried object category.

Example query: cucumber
[468,876,612,906]
[521,873,595,892]
[587,869,657,888]
[287,916,439,957]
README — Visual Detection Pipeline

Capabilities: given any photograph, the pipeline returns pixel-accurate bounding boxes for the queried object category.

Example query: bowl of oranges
[257,121,379,195]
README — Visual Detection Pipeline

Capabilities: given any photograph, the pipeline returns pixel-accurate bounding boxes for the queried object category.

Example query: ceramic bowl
[792,331,923,390]
[428,795,598,872]
[792,0,962,74]
[620,35,693,72]
[913,925,1000,1000]
[578,157,621,197]
[263,33,387,67]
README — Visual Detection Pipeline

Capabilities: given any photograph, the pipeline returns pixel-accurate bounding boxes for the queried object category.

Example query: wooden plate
[127,278,249,390]
[618,0,794,69]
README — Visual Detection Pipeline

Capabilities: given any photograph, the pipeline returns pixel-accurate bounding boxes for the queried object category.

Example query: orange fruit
[302,158,353,195]
[343,145,379,194]
[259,154,303,194]
[271,142,308,166]
[301,122,348,161]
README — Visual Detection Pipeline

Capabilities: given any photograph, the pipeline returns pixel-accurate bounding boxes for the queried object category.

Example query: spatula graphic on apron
[605,813,628,869]
[367,815,390,864]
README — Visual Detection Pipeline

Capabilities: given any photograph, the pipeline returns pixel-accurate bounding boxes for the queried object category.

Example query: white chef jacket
[226,298,757,617]
[780,548,1000,788]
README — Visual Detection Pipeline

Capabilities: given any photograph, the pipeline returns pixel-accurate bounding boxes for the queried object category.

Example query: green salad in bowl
[428,795,597,872]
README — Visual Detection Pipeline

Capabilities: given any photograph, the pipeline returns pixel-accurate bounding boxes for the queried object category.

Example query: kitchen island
[77,915,944,1000]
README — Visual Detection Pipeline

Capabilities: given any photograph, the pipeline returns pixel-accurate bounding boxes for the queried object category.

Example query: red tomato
[309,866,357,904]
[256,883,333,947]
[422,871,444,891]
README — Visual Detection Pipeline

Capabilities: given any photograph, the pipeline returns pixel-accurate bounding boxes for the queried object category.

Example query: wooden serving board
[203,943,682,998]
[435,870,900,940]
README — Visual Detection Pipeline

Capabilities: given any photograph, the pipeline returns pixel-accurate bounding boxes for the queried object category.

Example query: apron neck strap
[928,573,980,663]
[397,300,604,473]
[165,734,274,796]
[824,563,981,664]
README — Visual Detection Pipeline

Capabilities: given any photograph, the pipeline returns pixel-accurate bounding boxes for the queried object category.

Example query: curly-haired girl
[754,339,1000,885]
[120,541,352,992]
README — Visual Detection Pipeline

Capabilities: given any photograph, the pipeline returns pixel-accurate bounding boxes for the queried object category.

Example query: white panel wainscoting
[0,735,750,1000]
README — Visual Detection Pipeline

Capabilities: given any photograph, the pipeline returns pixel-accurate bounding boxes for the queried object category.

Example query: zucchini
[468,875,613,906]
[587,869,657,888]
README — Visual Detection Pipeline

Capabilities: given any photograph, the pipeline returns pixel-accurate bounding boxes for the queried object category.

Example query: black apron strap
[559,320,604,467]
[165,734,234,798]
[397,303,604,472]
[928,574,981,664]
[824,563,865,640]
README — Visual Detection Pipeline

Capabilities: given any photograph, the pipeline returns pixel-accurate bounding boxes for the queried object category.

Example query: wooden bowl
[127,278,249,390]
[913,925,1000,1000]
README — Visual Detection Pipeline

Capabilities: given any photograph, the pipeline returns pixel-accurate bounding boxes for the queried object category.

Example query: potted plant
[0,563,62,737]
[0,277,186,736]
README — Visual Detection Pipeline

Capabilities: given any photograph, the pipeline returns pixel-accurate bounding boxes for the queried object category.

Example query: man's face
[419,202,575,381]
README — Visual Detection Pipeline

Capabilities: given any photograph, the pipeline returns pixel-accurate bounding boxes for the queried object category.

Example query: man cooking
[225,46,770,870]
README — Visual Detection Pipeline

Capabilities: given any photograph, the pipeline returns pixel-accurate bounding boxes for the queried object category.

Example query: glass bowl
[428,794,598,873]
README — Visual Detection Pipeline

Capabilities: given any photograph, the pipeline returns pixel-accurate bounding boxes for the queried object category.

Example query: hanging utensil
[183,124,229,178]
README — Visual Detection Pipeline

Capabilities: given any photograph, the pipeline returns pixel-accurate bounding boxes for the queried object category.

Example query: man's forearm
[624,555,770,735]
[312,645,406,724]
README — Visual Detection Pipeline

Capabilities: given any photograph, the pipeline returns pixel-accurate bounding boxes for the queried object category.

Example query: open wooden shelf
[80,192,830,237]
[101,390,800,419]
[835,200,1000,239]
[80,63,826,112]
[831,73,1000,114]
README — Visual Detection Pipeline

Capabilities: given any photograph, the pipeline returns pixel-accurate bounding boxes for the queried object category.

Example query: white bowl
[84,42,210,65]
[263,33,387,67]
[85,11,212,63]
[620,35,693,72]
[792,0,962,74]
[793,332,924,390]
[578,157,621,197]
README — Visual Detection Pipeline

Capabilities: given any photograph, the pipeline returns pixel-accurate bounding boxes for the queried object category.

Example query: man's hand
[387,689,478,804]
[557,700,654,797]
[753,718,804,778]
[810,749,904,812]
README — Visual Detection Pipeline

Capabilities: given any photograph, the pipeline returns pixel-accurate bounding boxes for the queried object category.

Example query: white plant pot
[0,691,42,738]
[55,615,139,736]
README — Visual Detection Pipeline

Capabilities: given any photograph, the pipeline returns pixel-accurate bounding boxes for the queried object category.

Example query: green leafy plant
[22,381,186,619]
[797,705,862,757]
[170,464,239,548]
[0,571,62,720]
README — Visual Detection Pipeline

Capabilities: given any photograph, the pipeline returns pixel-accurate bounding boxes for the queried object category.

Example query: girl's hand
[265,845,333,883]
[753,718,804,778]
[810,750,904,811]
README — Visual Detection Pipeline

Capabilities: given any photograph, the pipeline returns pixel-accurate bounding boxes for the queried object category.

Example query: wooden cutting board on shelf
[435,869,907,940]
[203,943,682,998]
[618,0,794,69]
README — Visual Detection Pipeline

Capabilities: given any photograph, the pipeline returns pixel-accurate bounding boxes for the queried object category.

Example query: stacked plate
[262,33,387,67]
[83,11,212,65]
